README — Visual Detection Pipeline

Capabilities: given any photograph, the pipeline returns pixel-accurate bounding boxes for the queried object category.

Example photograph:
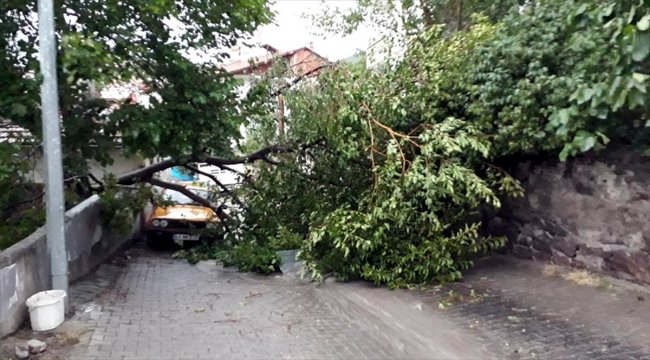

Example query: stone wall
[0,195,141,337]
[487,150,650,284]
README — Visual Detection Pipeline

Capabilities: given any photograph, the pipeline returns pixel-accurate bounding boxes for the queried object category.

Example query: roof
[223,46,329,75]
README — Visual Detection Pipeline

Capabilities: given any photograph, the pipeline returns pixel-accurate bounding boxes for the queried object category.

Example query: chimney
[308,41,314,49]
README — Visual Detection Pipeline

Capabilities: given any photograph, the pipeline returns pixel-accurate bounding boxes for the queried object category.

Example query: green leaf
[633,72,650,83]
[627,90,646,109]
[579,135,596,152]
[630,5,639,25]
[10,103,27,117]
[632,31,650,62]
[572,88,596,104]
[602,3,616,18]
[559,145,571,162]
[638,15,650,31]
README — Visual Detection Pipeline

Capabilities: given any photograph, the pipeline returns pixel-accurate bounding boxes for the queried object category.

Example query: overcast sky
[245,0,373,61]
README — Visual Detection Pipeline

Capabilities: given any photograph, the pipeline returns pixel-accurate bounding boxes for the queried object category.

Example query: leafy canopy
[1,0,272,173]
[0,0,272,248]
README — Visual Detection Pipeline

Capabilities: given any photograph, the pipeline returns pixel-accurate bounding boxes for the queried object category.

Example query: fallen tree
[185,0,649,287]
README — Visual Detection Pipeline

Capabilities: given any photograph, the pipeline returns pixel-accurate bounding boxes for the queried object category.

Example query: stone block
[27,339,47,354]
[15,345,29,359]
[493,149,650,284]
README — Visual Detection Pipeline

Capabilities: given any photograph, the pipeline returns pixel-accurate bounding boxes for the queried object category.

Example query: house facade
[0,118,147,184]
[223,44,329,96]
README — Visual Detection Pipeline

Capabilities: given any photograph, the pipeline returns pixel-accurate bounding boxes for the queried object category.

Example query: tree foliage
[1,0,272,171]
[0,143,44,250]
[1,0,272,246]
[220,20,524,287]
[470,0,650,159]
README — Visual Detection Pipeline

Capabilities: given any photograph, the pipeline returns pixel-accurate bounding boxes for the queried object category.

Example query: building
[224,43,328,79]
[222,43,329,100]
[0,118,147,184]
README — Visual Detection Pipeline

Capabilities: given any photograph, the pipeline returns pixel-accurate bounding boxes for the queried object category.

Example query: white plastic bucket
[25,290,66,331]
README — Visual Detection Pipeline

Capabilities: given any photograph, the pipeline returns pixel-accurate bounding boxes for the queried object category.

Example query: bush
[470,0,649,158]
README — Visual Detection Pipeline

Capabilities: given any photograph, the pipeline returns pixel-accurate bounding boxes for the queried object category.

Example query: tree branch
[118,158,180,185]
[12,192,45,208]
[117,144,290,186]
[147,178,216,211]
[202,144,289,166]
[64,173,104,188]
[147,178,230,231]
[182,164,248,210]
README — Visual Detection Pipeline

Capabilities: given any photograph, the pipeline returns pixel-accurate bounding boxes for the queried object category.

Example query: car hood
[153,205,215,221]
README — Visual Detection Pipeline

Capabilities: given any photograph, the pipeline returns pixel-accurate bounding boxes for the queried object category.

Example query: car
[143,186,219,248]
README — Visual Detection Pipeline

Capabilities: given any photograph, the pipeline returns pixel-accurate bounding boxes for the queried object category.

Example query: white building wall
[24,149,146,184]
[195,163,247,188]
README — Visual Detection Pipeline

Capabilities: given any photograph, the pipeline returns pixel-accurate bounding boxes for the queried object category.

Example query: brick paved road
[60,244,650,360]
[431,257,650,360]
[65,245,491,360]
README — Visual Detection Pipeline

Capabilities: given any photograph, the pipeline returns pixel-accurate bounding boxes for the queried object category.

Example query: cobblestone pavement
[427,257,650,360]
[57,244,650,360]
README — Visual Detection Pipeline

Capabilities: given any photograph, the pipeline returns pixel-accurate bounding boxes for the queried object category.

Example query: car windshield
[163,189,209,205]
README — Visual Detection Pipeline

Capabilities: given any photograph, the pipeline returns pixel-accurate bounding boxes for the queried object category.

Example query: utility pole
[38,0,68,293]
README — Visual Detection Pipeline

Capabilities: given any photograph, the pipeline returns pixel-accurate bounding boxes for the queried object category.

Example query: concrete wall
[0,195,140,337]
[488,149,650,284]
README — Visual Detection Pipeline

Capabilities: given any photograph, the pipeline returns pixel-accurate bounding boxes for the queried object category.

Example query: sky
[242,0,374,62]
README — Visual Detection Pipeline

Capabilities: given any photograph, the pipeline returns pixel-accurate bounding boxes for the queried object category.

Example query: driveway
[41,244,650,359]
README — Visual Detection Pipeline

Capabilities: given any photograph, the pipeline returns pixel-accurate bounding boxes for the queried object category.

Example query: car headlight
[160,220,168,228]
[152,219,160,227]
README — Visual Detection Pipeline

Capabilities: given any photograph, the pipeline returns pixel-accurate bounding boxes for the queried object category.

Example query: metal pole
[38,0,68,293]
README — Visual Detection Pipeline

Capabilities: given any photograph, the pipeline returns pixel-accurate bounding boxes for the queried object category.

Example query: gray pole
[38,0,68,293]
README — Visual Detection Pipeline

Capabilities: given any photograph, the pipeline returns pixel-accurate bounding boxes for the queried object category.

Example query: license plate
[173,234,200,241]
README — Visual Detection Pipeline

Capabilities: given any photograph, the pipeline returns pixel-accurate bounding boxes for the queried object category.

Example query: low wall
[488,150,650,284]
[0,195,140,337]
